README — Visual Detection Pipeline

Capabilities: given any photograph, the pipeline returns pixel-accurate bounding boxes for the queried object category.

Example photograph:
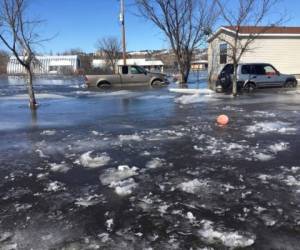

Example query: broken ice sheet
[75,194,105,207]
[79,151,111,168]
[198,220,255,248]
[178,179,209,194]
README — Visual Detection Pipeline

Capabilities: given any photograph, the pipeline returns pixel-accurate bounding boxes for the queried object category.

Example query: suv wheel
[244,82,256,92]
[284,80,296,88]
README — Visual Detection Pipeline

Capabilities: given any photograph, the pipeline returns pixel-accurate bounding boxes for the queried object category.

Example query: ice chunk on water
[186,212,196,222]
[0,232,13,242]
[146,158,165,169]
[284,176,300,186]
[258,174,272,183]
[198,220,255,248]
[175,94,216,105]
[246,121,296,134]
[44,181,65,192]
[99,165,139,186]
[36,149,48,158]
[41,130,56,136]
[106,218,114,232]
[49,162,70,173]
[119,134,142,142]
[75,195,102,207]
[269,142,289,153]
[79,151,111,168]
[178,179,208,194]
[110,178,138,196]
[253,153,274,162]
[1,243,18,250]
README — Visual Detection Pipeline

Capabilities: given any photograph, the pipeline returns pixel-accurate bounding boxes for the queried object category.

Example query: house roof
[224,26,300,34]
[208,26,300,42]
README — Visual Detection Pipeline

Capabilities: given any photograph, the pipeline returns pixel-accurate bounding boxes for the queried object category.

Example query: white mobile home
[7,55,80,75]
[92,58,164,73]
[208,26,300,83]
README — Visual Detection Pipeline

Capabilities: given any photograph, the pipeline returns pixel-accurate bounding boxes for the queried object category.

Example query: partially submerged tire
[243,82,256,93]
[97,81,111,89]
[284,80,296,88]
[151,79,164,87]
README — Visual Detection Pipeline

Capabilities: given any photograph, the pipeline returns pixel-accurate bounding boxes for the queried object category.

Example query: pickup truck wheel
[243,82,256,93]
[97,81,111,89]
[151,79,163,87]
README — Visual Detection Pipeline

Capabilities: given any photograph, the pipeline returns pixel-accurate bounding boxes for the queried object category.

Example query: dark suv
[216,63,298,92]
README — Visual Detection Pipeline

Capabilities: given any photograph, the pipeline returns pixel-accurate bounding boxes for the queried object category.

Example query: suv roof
[225,63,272,66]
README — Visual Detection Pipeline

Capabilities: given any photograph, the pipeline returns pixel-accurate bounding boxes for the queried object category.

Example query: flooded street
[0,75,300,250]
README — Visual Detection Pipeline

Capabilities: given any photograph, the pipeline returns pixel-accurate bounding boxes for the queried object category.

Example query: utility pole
[120,0,127,65]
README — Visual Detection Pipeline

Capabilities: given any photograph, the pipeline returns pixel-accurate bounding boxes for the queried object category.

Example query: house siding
[208,31,300,86]
[208,33,234,84]
[241,37,300,75]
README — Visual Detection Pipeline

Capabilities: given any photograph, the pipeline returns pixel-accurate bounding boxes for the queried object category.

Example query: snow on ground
[75,90,139,98]
[169,88,214,95]
[0,93,69,100]
[79,151,111,168]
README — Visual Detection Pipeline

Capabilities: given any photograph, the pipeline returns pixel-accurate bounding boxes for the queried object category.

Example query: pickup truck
[85,65,169,88]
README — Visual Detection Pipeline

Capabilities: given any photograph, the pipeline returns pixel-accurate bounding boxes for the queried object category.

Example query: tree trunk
[232,63,238,97]
[178,63,190,84]
[25,68,37,109]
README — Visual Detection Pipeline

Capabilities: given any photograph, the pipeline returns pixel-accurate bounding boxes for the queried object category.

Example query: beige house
[207,26,300,83]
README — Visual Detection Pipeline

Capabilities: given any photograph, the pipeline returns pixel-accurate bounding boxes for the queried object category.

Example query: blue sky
[2,0,300,54]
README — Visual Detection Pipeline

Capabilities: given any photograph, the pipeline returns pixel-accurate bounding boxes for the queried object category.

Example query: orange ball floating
[217,114,229,126]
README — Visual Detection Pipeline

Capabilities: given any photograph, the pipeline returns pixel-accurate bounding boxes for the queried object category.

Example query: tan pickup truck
[85,65,169,88]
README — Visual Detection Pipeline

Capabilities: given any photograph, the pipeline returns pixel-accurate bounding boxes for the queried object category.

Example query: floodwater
[0,74,300,250]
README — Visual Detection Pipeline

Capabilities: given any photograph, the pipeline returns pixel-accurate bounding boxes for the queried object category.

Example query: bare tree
[0,0,45,109]
[135,0,217,83]
[95,37,121,74]
[215,0,284,96]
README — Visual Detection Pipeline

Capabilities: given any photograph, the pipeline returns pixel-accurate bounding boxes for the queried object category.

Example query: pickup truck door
[127,66,150,85]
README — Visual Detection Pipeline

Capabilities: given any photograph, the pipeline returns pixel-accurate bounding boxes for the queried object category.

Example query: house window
[219,43,227,64]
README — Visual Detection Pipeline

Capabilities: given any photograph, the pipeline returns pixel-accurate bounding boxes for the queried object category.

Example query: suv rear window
[221,64,234,74]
